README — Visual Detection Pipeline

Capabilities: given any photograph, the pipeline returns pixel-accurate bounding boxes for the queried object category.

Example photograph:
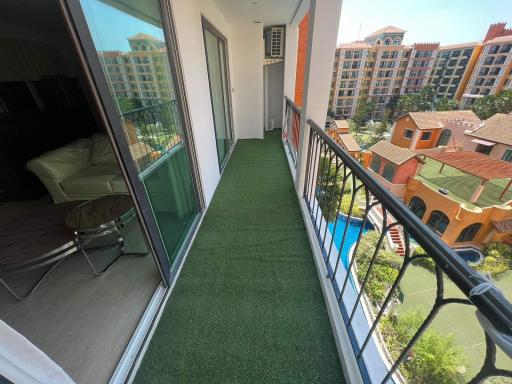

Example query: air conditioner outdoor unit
[265,26,285,58]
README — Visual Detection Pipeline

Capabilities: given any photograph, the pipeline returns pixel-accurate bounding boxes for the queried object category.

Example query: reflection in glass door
[202,19,233,169]
[78,0,200,264]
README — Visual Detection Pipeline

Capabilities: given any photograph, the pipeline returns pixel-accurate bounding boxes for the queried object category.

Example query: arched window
[409,196,426,219]
[456,223,482,242]
[394,39,400,45]
[437,129,452,147]
[370,156,381,173]
[382,163,396,182]
[427,210,450,235]
[384,38,391,46]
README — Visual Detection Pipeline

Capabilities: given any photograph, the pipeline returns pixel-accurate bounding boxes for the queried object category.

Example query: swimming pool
[455,248,483,264]
[327,214,375,268]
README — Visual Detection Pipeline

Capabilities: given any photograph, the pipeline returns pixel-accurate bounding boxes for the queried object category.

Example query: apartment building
[400,43,439,95]
[99,33,174,107]
[428,42,482,100]
[329,26,411,120]
[460,33,512,107]
[331,22,512,121]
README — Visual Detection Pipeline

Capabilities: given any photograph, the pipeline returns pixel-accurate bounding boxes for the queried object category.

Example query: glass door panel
[203,22,233,169]
[79,0,199,264]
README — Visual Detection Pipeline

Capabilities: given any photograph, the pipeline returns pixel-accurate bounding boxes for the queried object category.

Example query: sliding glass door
[202,19,233,169]
[65,0,201,269]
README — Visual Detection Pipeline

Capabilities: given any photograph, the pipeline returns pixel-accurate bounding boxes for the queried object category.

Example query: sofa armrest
[27,138,91,181]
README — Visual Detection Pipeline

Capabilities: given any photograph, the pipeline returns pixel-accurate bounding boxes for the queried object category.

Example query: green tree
[381,308,468,383]
[366,120,389,147]
[353,231,401,305]
[316,155,345,222]
[395,86,436,116]
[434,97,459,111]
[471,89,512,119]
[117,97,142,114]
[352,99,375,132]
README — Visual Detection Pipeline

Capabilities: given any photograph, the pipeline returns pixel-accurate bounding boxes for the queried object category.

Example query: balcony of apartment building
[1,1,512,384]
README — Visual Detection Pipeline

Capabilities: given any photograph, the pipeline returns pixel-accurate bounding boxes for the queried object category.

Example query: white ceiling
[213,0,302,26]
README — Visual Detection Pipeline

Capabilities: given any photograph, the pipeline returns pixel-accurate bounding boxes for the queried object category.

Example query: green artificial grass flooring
[135,131,344,383]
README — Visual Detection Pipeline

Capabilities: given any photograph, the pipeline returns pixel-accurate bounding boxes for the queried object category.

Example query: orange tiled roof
[369,140,416,165]
[334,120,350,129]
[438,42,481,50]
[337,42,372,49]
[466,113,512,146]
[405,110,481,130]
[128,33,163,42]
[484,35,512,45]
[365,26,406,39]
[425,151,512,181]
[492,218,512,233]
[337,133,361,152]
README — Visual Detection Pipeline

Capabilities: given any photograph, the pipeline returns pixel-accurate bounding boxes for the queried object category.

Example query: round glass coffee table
[65,195,146,276]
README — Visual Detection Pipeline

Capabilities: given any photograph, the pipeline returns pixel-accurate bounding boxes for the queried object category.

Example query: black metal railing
[283,96,301,166]
[121,101,181,171]
[302,118,512,383]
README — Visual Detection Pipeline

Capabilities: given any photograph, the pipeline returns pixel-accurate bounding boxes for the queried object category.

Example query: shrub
[411,246,436,273]
[380,308,467,384]
[339,194,362,218]
[471,242,512,278]
[353,231,401,306]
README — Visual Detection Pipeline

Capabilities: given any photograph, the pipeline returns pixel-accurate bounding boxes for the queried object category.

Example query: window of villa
[437,129,452,146]
[456,223,482,243]
[502,149,512,163]
[409,197,426,219]
[370,156,382,173]
[404,128,414,139]
[382,163,396,182]
[421,131,432,141]
[427,210,450,235]
[476,143,493,155]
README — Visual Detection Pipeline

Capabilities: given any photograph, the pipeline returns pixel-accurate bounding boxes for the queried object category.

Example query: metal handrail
[121,100,175,118]
[306,118,512,333]
[285,96,301,114]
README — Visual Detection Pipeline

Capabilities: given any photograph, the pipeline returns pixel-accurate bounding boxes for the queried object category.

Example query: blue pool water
[327,215,375,268]
[455,248,482,263]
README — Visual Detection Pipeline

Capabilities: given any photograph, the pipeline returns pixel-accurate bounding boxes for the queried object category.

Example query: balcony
[132,112,512,383]
[134,131,345,382]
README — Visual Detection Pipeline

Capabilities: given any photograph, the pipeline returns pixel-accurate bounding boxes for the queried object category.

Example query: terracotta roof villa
[406,110,481,130]
[369,140,417,165]
[466,113,512,146]
[337,133,361,153]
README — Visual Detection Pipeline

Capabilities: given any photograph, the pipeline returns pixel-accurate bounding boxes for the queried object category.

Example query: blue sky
[81,0,164,51]
[338,0,512,45]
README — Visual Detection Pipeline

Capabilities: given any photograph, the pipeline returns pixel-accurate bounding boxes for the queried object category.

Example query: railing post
[294,0,342,194]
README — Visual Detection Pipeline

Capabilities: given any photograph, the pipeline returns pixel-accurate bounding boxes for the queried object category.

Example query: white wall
[230,21,264,139]
[283,24,298,100]
[170,0,266,205]
[170,0,233,205]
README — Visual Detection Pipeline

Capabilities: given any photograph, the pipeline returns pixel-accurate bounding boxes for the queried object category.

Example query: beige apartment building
[330,22,512,121]
[99,33,174,108]
[460,34,512,107]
